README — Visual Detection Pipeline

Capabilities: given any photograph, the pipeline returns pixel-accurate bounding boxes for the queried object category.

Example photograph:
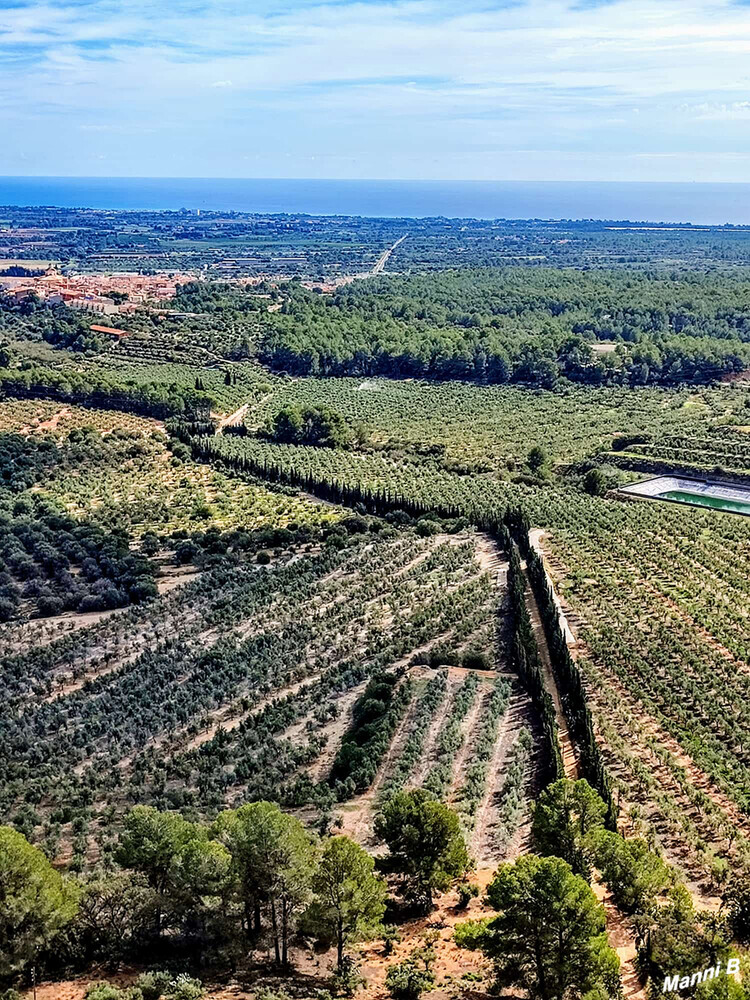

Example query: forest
[258,270,750,386]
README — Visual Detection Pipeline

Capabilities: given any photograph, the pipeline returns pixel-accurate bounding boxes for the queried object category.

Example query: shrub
[135,971,172,1000]
[168,976,205,1000]
[456,882,480,909]
[385,953,435,1000]
[454,917,491,950]
[85,986,141,1000]
[460,650,490,670]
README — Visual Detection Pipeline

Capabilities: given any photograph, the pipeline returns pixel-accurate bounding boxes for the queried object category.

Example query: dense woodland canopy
[0,295,103,353]
[0,362,215,419]
[259,270,750,386]
[6,263,750,390]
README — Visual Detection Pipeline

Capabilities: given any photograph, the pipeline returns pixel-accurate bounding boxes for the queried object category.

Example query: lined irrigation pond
[621,476,750,516]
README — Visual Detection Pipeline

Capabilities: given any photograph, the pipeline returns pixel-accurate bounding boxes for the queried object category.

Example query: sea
[1,177,750,226]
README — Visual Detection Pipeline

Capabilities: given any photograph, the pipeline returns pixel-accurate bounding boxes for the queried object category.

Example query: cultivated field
[4,235,750,997]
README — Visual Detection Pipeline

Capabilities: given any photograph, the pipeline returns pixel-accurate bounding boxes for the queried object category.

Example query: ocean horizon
[2,176,750,226]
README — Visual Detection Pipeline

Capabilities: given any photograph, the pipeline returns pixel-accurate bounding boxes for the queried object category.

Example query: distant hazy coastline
[2,177,750,226]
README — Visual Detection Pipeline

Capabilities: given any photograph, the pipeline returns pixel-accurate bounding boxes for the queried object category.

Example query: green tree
[532,778,607,876]
[73,870,154,961]
[460,854,620,1000]
[694,973,748,999]
[115,806,199,936]
[0,826,78,979]
[725,873,750,944]
[169,838,232,949]
[639,886,732,992]
[527,445,549,473]
[589,830,670,914]
[583,468,607,496]
[374,789,469,912]
[307,836,387,970]
[269,405,304,443]
[216,801,316,965]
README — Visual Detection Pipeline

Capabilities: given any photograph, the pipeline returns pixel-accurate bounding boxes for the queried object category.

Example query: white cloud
[687,100,750,120]
[2,0,750,179]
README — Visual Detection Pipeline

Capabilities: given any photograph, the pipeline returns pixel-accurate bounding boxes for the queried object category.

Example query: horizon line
[2,175,750,187]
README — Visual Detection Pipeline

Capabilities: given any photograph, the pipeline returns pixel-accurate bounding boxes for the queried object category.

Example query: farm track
[522,550,645,1000]
[593,883,647,1000]
[523,569,580,780]
[217,402,249,431]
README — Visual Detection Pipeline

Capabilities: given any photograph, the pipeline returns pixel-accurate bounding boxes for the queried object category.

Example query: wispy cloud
[2,0,750,179]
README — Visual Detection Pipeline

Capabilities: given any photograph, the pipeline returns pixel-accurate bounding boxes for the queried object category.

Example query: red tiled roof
[89,325,130,337]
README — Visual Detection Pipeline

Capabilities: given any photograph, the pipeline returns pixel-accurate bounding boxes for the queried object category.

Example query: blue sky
[3,0,750,180]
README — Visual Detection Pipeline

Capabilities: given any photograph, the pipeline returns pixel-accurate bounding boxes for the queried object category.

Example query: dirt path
[217,402,249,432]
[521,553,645,999]
[37,405,71,431]
[5,605,123,658]
[156,564,201,594]
[528,529,576,647]
[474,531,508,582]
[593,883,648,1000]
[523,572,580,780]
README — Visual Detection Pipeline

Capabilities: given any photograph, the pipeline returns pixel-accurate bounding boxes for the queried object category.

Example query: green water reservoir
[660,490,750,515]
